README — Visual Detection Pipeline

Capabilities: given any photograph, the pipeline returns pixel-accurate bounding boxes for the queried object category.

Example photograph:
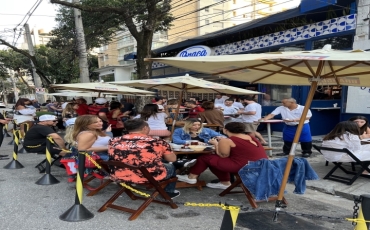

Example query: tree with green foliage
[50,0,174,80]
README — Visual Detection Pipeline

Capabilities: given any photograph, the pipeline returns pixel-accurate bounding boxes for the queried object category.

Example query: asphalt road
[0,133,356,230]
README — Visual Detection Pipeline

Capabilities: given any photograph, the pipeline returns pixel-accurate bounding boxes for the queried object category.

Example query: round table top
[259,119,284,123]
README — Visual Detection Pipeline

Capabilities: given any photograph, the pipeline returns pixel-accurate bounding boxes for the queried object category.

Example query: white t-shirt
[271,105,312,125]
[321,132,370,162]
[214,97,226,106]
[135,113,167,130]
[154,103,164,110]
[232,101,244,109]
[221,105,239,115]
[241,102,261,123]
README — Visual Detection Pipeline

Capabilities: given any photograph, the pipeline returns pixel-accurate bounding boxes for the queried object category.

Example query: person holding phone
[261,98,312,157]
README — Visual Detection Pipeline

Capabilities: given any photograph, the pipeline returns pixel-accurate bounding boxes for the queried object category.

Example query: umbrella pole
[170,83,185,142]
[272,80,318,221]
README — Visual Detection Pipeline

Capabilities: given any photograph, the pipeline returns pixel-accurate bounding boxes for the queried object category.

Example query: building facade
[150,0,359,135]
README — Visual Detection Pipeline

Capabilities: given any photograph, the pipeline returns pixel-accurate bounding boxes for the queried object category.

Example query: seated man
[23,115,68,158]
[108,119,180,198]
[184,100,204,119]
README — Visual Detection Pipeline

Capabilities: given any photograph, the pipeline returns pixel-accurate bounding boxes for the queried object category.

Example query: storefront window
[313,35,353,50]
[259,84,292,106]
[313,86,342,100]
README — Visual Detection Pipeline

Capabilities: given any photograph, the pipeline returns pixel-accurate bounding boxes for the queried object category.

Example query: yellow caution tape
[346,218,370,223]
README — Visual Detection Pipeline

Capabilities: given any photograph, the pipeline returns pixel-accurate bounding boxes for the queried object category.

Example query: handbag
[84,152,101,168]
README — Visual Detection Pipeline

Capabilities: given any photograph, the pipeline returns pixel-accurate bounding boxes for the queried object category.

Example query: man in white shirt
[221,99,239,125]
[237,95,267,145]
[232,98,244,109]
[262,98,312,157]
[214,94,228,107]
[221,99,239,115]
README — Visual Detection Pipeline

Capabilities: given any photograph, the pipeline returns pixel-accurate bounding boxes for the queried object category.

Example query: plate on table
[174,148,194,152]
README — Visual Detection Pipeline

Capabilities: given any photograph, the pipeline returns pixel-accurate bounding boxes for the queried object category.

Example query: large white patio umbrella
[51,82,155,96]
[46,92,116,98]
[112,74,263,135]
[145,46,370,220]
[112,74,263,94]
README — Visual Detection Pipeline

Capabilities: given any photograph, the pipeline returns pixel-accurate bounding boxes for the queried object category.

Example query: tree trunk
[134,30,154,113]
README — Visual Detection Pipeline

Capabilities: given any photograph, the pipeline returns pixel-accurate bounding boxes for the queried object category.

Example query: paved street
[0,131,364,230]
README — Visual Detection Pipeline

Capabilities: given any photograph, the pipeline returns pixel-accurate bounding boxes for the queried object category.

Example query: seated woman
[167,98,185,122]
[14,98,36,138]
[135,104,171,139]
[349,116,370,139]
[197,101,224,128]
[106,101,129,137]
[322,121,370,164]
[72,115,112,161]
[62,102,79,128]
[176,122,268,189]
[172,118,224,145]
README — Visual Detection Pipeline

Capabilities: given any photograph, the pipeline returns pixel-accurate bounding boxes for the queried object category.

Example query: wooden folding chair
[219,174,288,209]
[98,161,178,221]
[313,145,370,185]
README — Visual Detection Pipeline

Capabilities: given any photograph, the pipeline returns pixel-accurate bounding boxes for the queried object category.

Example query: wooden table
[173,149,214,190]
[166,122,222,132]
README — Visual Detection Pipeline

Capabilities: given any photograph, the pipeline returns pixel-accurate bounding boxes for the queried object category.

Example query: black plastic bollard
[59,151,94,222]
[35,137,60,185]
[354,194,370,230]
[3,130,24,169]
[220,200,242,230]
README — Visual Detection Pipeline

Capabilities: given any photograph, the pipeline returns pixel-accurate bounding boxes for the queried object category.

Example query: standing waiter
[261,98,313,157]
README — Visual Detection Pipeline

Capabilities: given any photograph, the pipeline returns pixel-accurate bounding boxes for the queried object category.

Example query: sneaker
[167,190,180,199]
[206,182,230,190]
[184,159,197,168]
[176,175,197,184]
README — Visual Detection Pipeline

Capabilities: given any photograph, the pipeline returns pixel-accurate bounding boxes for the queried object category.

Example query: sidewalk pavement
[0,132,358,229]
[267,135,370,200]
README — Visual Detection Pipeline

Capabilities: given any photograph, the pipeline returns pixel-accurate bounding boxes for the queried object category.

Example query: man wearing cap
[23,115,68,158]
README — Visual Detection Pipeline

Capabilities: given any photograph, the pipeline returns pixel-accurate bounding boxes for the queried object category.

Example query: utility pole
[24,23,44,103]
[73,0,90,83]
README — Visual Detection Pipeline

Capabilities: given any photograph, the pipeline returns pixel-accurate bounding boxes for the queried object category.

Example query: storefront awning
[153,7,302,54]
[124,52,137,61]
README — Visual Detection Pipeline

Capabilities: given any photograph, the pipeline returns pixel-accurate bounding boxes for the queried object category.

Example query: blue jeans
[96,152,109,161]
[163,163,176,193]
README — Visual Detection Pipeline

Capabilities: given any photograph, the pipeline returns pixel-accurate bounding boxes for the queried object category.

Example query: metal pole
[24,24,44,103]
[73,0,90,83]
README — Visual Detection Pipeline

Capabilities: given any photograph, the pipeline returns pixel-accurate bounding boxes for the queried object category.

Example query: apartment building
[96,0,293,79]
[20,27,54,49]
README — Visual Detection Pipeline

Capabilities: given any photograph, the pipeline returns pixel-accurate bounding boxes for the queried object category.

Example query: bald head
[282,98,297,109]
